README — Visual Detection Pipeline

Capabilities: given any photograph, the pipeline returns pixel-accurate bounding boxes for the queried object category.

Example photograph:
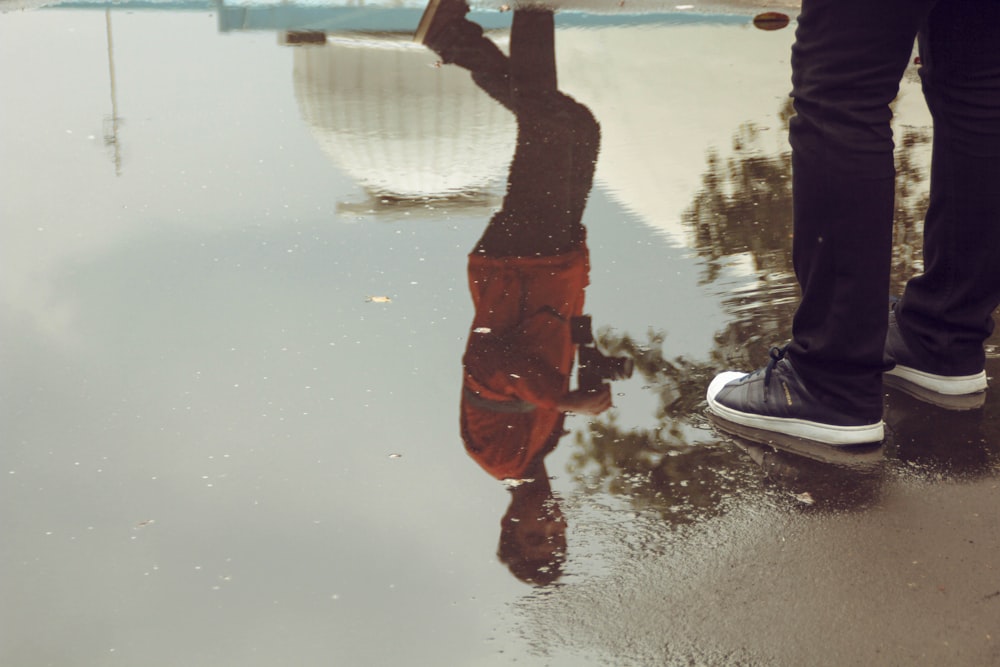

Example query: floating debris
[473,327,492,334]
[753,12,791,31]
[388,453,402,459]
[792,491,815,505]
[366,296,392,303]
[503,478,535,489]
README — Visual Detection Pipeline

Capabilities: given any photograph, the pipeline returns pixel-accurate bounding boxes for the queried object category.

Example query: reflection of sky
[0,7,958,667]
[2,12,510,665]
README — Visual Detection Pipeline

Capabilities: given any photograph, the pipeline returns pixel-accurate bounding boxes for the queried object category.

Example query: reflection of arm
[464,333,565,410]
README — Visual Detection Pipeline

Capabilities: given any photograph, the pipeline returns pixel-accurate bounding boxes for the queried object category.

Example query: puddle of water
[2,3,998,666]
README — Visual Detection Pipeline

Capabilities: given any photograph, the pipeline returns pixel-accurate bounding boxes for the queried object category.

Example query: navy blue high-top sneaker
[707,346,885,446]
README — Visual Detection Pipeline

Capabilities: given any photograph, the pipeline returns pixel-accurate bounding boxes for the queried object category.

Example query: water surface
[2,3,999,666]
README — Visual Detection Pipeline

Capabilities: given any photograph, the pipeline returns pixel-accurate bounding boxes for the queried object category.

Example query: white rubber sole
[885,364,987,396]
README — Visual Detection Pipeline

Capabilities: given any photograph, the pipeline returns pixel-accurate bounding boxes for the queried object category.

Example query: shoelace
[762,345,789,397]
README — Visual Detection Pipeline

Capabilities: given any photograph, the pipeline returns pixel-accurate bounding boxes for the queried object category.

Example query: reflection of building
[209,2,784,232]
[291,35,516,209]
[284,19,806,236]
[44,0,837,243]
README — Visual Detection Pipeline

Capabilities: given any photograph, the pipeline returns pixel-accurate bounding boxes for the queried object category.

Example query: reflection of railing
[41,0,758,32]
[215,4,752,33]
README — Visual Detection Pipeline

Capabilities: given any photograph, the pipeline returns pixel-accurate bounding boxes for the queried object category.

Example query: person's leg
[893,0,1000,380]
[784,0,937,417]
[475,10,597,257]
[707,0,936,445]
[505,9,598,228]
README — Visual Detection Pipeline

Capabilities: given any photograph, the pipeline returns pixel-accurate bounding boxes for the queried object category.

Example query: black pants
[785,0,1000,415]
[431,10,599,257]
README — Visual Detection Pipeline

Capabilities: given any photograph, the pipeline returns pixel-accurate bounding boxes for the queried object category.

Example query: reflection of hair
[497,499,567,586]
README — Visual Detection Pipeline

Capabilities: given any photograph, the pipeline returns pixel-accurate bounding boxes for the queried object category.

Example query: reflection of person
[416,1,616,583]
[417,4,610,478]
[708,1,1000,445]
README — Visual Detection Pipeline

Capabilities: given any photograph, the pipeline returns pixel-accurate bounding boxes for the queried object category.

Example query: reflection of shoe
[884,374,986,411]
[707,346,884,446]
[414,0,471,45]
[885,307,987,397]
[883,381,994,477]
[726,435,886,511]
[710,414,885,467]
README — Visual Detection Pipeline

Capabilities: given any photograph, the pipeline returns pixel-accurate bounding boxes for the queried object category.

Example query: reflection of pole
[104,8,122,176]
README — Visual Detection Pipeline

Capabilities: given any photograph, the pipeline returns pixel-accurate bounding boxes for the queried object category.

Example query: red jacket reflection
[461,246,589,480]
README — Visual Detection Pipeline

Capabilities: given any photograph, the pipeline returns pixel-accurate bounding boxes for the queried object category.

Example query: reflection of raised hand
[557,384,613,415]
[413,0,470,46]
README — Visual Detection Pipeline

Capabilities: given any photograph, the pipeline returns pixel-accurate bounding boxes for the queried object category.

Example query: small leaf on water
[366,296,392,303]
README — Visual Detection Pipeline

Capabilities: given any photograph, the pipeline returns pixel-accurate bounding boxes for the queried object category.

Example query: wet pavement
[2,2,999,666]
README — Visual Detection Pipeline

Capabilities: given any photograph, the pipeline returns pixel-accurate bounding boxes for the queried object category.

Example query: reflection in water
[885,365,1000,480]
[566,92,996,518]
[288,5,995,537]
[290,32,515,215]
[728,436,886,511]
[8,7,1000,664]
[498,474,567,586]
[418,6,633,584]
[682,103,932,369]
[103,9,124,176]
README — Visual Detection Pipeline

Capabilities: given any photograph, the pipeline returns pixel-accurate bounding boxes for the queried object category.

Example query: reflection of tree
[566,331,763,524]
[565,100,937,522]
[685,100,796,287]
[682,100,932,368]
[890,126,932,296]
[685,99,931,295]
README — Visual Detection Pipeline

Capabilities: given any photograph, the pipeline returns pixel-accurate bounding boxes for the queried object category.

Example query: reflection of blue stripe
[215,7,750,32]
[44,0,213,9]
[46,1,750,32]
[463,388,537,414]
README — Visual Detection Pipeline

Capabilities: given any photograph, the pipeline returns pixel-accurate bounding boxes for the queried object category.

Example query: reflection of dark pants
[786,0,1000,415]
[432,10,599,257]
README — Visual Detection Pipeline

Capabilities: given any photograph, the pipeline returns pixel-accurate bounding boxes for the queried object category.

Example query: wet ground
[2,2,999,666]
